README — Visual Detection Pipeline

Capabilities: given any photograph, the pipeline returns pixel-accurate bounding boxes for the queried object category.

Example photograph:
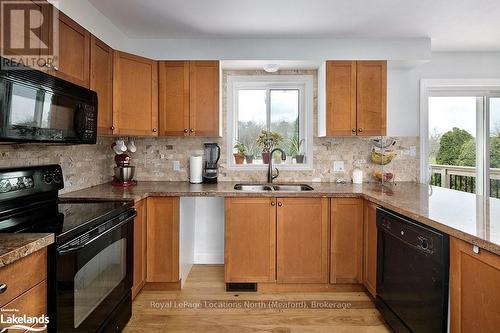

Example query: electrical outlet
[409,146,417,157]
[333,161,345,172]
[173,160,180,171]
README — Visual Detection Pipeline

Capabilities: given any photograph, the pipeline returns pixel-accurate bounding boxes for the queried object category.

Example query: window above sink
[227,75,314,171]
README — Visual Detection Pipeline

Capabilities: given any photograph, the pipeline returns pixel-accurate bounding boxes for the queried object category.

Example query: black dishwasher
[376,208,449,333]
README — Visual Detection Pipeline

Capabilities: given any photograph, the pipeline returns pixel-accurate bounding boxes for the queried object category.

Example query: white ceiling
[88,0,500,51]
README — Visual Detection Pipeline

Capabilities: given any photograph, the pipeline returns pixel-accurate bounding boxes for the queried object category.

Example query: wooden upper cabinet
[113,51,158,136]
[326,61,357,136]
[224,197,276,283]
[55,12,90,87]
[90,36,114,135]
[330,198,363,284]
[132,199,147,299]
[356,61,387,136]
[158,60,220,137]
[450,237,500,333]
[324,60,386,137]
[159,61,190,136]
[189,61,220,136]
[277,198,329,284]
[363,200,378,298]
[146,197,179,283]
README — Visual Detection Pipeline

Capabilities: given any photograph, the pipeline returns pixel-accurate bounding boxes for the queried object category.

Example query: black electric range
[0,165,136,333]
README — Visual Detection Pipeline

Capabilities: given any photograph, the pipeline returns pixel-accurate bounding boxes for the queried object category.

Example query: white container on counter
[352,168,363,184]
[189,155,203,184]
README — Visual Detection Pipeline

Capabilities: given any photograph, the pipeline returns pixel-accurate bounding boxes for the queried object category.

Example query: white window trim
[419,79,500,196]
[227,75,314,171]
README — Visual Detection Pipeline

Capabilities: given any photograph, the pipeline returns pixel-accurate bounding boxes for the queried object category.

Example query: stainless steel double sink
[234,183,314,192]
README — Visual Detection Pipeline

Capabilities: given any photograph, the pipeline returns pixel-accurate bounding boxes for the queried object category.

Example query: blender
[203,143,221,183]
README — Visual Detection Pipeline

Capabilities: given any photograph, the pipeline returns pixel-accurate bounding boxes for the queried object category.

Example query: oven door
[54,213,134,333]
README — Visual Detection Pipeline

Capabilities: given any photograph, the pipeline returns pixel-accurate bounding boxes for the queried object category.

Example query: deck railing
[429,164,500,198]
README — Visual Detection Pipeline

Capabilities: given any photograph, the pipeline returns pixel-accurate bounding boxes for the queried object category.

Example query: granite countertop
[62,181,500,255]
[0,233,54,268]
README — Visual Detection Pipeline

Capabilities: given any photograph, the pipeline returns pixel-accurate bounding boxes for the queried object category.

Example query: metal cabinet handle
[152,128,157,132]
[184,129,188,133]
[277,202,283,207]
[189,129,194,133]
[271,202,276,206]
[0,283,7,294]
[110,126,115,131]
[351,128,356,133]
[358,128,363,133]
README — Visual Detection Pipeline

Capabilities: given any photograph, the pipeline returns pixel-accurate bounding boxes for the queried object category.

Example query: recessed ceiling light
[263,64,279,73]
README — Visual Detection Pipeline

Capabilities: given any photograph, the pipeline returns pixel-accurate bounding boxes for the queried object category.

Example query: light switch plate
[173,160,180,171]
[409,146,417,157]
[333,161,345,172]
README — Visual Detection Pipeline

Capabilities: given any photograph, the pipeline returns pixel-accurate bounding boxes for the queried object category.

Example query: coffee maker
[203,143,221,183]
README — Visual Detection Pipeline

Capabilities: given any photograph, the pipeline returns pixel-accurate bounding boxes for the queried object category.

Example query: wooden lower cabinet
[0,248,47,331]
[450,237,500,333]
[146,197,180,283]
[132,199,147,299]
[224,197,276,282]
[277,198,329,284]
[362,200,378,297]
[330,198,363,284]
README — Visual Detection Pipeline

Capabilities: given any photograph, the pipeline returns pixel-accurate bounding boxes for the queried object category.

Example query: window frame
[420,79,500,197]
[227,75,314,170]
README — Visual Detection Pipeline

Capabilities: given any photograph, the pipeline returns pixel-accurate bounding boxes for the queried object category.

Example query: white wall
[387,52,500,136]
[179,198,196,286]
[193,198,224,264]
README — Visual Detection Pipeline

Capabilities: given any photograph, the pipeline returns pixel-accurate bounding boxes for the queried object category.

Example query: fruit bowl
[373,171,394,182]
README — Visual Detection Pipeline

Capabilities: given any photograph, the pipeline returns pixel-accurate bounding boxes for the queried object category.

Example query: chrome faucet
[267,148,286,183]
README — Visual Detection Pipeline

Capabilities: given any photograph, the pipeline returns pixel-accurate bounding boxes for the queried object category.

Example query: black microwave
[0,58,98,144]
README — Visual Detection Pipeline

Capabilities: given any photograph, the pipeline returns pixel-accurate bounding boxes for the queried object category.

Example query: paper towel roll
[189,155,203,184]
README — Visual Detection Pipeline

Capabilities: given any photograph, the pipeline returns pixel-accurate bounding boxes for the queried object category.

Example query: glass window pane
[490,97,500,198]
[237,90,267,161]
[428,96,477,194]
[270,90,300,163]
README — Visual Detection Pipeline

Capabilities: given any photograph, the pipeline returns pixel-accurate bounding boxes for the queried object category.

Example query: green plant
[286,137,305,156]
[233,142,247,157]
[256,130,284,153]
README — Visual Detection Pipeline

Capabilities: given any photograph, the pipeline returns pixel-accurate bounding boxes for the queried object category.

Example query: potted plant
[256,130,283,164]
[244,142,256,164]
[287,137,305,163]
[233,142,246,164]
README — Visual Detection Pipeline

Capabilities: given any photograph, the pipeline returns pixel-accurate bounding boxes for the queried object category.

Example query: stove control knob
[0,179,11,193]
[54,174,62,183]
[419,237,429,250]
[44,174,53,184]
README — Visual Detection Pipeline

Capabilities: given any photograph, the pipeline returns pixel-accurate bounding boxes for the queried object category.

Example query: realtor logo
[1,0,58,69]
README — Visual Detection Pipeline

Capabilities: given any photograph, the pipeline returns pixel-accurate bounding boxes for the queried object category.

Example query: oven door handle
[57,214,135,255]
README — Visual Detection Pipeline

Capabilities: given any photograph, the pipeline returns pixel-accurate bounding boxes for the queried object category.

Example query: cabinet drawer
[0,249,47,307]
[1,280,47,332]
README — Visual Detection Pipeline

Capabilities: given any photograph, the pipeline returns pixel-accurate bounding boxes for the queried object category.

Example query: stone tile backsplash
[0,69,419,193]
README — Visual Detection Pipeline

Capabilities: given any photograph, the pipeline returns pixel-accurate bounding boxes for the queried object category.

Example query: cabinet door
[132,199,147,299]
[90,36,114,135]
[113,51,158,136]
[55,12,90,87]
[325,61,357,136]
[224,197,276,282]
[146,197,179,283]
[363,200,378,297]
[277,198,329,283]
[189,61,220,137]
[158,61,190,136]
[330,198,363,284]
[450,237,500,333]
[356,61,387,136]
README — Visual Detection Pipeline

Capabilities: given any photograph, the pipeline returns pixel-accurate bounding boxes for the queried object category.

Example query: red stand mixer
[111,141,137,187]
